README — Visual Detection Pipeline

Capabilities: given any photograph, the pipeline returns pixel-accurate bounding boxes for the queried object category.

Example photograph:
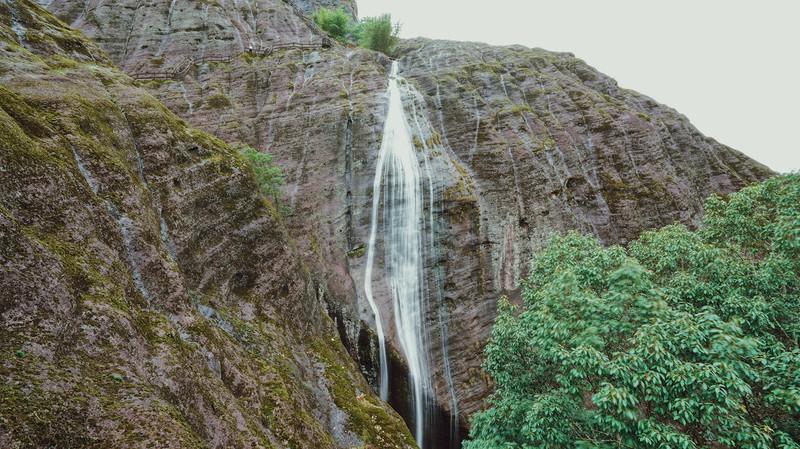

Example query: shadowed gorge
[1,0,783,447]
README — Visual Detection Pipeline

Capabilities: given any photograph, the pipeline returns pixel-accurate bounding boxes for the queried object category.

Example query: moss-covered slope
[0,1,414,448]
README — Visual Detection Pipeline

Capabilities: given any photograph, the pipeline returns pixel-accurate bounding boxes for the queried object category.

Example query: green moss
[496,102,532,121]
[304,230,322,258]
[138,78,171,87]
[444,159,477,202]
[311,337,415,447]
[46,53,80,70]
[598,171,634,204]
[0,344,205,448]
[426,132,442,148]
[0,373,96,448]
[462,61,505,76]
[11,0,99,61]
[0,84,56,140]
[0,110,58,172]
[60,94,139,178]
[534,136,556,154]
[22,226,99,289]
[412,135,424,150]
[1,5,415,448]
[509,103,532,115]
[188,128,231,155]
[182,303,336,448]
[205,93,232,110]
[240,52,269,64]
[346,243,366,258]
[123,93,188,140]
[257,357,293,429]
[131,309,184,346]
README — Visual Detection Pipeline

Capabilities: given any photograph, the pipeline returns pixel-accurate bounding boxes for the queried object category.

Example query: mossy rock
[205,93,232,109]
[311,337,416,448]
[347,243,367,258]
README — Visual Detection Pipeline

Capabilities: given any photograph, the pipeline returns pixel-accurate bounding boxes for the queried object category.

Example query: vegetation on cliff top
[355,14,401,56]
[312,7,352,42]
[466,174,800,449]
[313,7,400,56]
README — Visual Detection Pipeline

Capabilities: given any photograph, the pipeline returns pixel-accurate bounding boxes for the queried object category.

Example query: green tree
[355,14,400,56]
[466,174,800,449]
[312,7,352,42]
[238,145,284,201]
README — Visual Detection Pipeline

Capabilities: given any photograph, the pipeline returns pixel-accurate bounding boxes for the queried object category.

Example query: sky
[357,0,800,173]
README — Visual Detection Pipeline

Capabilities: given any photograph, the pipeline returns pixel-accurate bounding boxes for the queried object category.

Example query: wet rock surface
[0,2,414,448]
[23,0,777,438]
[41,0,338,73]
[395,38,774,419]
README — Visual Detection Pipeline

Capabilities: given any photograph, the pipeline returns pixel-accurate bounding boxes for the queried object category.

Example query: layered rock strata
[37,0,775,431]
[0,2,414,447]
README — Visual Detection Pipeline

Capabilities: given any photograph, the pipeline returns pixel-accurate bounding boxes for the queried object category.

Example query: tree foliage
[238,146,284,201]
[310,8,400,56]
[355,14,400,56]
[466,174,800,449]
[312,7,352,42]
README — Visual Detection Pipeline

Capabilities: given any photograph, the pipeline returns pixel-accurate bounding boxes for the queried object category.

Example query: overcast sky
[357,0,799,173]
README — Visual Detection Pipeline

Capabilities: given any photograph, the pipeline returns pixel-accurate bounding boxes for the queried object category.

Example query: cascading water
[364,61,432,447]
[410,99,461,446]
[364,60,465,448]
[364,180,390,403]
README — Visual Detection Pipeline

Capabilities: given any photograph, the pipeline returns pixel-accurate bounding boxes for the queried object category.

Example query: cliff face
[41,0,352,74]
[394,38,775,417]
[0,1,414,448]
[23,0,776,438]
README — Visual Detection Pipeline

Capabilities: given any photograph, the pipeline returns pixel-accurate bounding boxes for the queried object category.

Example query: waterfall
[364,60,432,447]
[364,167,390,402]
[409,98,461,444]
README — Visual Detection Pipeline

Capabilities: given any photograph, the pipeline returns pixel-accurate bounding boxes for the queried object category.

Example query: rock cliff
[11,0,776,444]
[394,38,774,418]
[0,1,413,447]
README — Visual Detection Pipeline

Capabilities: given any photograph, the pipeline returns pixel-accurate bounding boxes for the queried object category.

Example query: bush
[356,14,400,56]
[312,7,352,42]
[205,93,231,110]
[238,146,284,201]
[465,174,800,449]
[312,8,400,57]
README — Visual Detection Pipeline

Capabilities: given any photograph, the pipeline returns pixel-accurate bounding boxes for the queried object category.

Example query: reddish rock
[32,0,776,435]
[0,2,414,448]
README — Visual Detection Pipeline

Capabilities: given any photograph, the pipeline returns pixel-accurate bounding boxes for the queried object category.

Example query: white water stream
[363,61,431,446]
